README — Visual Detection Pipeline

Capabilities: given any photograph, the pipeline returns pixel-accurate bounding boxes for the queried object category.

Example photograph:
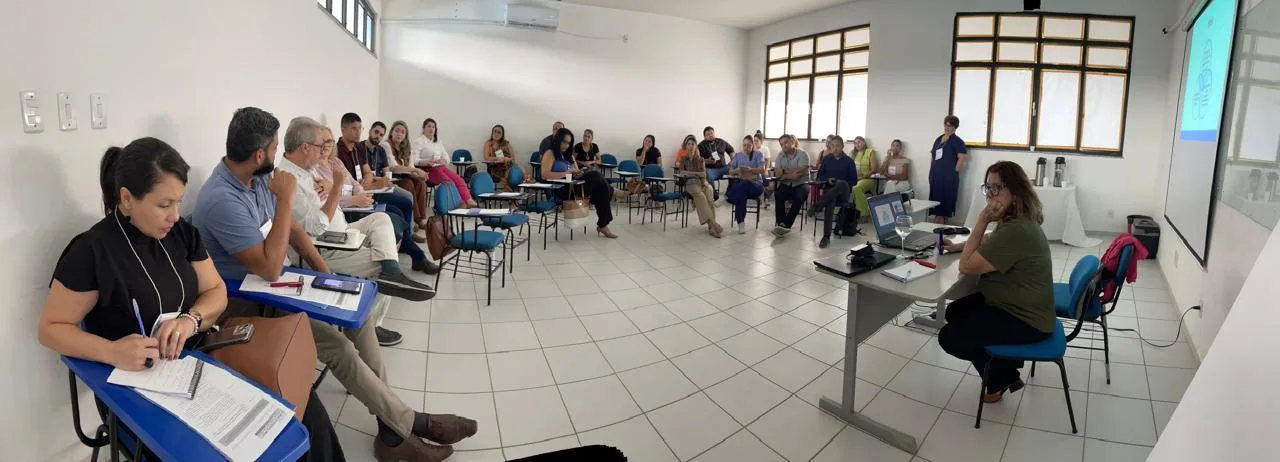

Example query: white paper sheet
[108,356,202,398]
[449,208,513,216]
[479,192,524,198]
[363,187,394,194]
[137,362,292,462]
[238,272,362,311]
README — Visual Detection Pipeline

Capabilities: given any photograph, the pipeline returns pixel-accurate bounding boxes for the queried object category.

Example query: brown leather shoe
[373,437,453,462]
[422,414,478,445]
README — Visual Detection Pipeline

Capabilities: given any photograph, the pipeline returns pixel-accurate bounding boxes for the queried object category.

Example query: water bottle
[1034,158,1047,187]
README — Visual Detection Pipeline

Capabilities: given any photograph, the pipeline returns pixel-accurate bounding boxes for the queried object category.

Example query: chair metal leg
[1100,315,1112,384]
[975,360,992,428]
[485,252,493,306]
[1055,359,1079,433]
[1030,362,1037,377]
[312,366,330,393]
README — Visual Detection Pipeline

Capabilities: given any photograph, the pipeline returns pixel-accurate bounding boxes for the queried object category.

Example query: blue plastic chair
[452,149,472,163]
[1052,243,1134,384]
[433,182,506,305]
[529,151,544,182]
[640,164,684,230]
[601,153,618,166]
[469,172,530,271]
[976,255,1100,433]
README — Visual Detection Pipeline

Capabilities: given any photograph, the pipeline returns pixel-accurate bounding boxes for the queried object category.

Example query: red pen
[269,281,303,288]
[912,259,937,269]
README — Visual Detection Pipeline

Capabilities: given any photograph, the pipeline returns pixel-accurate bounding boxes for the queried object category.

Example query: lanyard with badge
[113,212,186,335]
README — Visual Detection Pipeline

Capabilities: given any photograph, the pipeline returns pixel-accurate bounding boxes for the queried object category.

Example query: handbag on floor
[424,215,455,261]
[562,198,590,230]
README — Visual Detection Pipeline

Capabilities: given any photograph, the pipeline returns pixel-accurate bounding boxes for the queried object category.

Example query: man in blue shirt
[191,107,475,461]
[810,135,859,248]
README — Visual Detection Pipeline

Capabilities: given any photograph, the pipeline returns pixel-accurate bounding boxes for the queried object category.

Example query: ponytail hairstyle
[100,137,190,216]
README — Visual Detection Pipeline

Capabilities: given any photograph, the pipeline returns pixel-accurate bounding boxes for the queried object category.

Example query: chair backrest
[470,172,496,196]
[618,159,640,174]
[1114,244,1135,284]
[530,151,544,181]
[452,149,472,163]
[529,151,543,164]
[641,164,663,180]
[601,153,618,165]
[434,182,463,215]
[1065,255,1102,339]
[508,165,525,188]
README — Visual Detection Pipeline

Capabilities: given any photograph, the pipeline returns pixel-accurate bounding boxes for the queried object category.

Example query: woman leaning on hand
[38,137,346,461]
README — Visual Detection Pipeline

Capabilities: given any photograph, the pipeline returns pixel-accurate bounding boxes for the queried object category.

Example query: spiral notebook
[108,355,205,400]
[881,261,936,283]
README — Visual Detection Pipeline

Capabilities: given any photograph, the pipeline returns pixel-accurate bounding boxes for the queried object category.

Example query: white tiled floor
[318,207,1197,461]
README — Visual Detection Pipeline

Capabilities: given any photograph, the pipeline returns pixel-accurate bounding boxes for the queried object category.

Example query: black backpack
[834,204,860,237]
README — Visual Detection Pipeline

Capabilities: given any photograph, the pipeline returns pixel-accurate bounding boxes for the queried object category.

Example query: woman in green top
[938,161,1054,403]
[849,136,879,217]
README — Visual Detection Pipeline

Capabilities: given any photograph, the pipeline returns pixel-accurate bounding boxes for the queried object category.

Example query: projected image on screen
[1165,0,1240,265]
[1179,0,1237,141]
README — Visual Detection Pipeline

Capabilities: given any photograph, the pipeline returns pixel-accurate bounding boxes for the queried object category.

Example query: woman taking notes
[938,161,1054,404]
[541,128,629,238]
[928,115,968,223]
[37,138,345,460]
[483,124,516,191]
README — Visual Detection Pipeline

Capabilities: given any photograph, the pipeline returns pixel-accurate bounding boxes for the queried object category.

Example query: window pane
[990,68,1033,146]
[768,63,788,79]
[1037,71,1082,148]
[997,42,1037,62]
[765,82,787,139]
[1086,46,1129,68]
[331,0,342,20]
[998,15,1039,38]
[1236,85,1280,162]
[957,15,995,36]
[845,28,870,48]
[769,44,789,62]
[790,58,813,76]
[1043,17,1084,39]
[1041,44,1083,65]
[952,69,991,144]
[792,38,814,57]
[816,33,841,53]
[839,74,869,139]
[815,54,840,73]
[317,0,326,6]
[955,41,994,62]
[356,4,365,41]
[366,14,375,50]
[1081,73,1126,150]
[787,79,812,139]
[347,0,357,32]
[1088,19,1131,42]
[812,76,839,138]
[843,50,869,69]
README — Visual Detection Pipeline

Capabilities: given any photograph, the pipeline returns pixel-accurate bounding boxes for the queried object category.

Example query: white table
[963,185,1098,247]
[907,199,940,224]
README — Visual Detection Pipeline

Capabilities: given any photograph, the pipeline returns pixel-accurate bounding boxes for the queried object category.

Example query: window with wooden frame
[764,25,870,140]
[317,0,378,55]
[949,13,1134,155]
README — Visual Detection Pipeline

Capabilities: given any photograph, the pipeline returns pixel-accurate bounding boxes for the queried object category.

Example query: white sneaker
[736,222,746,234]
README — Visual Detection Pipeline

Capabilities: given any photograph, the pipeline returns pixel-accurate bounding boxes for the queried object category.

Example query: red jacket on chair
[1100,234,1149,302]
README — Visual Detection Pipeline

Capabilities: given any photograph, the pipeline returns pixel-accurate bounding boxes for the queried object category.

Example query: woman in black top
[635,134,661,167]
[573,128,602,168]
[38,138,345,461]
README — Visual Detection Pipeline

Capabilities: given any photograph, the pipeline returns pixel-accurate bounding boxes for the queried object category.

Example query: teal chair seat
[483,214,529,228]
[986,319,1068,361]
[450,230,505,250]
[654,191,683,201]
[521,200,558,213]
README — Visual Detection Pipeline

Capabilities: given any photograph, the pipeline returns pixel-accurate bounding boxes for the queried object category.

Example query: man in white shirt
[278,116,435,302]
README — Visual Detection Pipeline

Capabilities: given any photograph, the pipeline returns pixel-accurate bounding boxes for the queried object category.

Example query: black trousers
[95,390,344,461]
[937,293,1049,394]
[773,183,809,228]
[555,170,614,228]
[813,180,850,238]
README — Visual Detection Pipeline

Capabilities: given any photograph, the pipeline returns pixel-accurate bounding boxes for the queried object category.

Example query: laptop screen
[868,193,908,239]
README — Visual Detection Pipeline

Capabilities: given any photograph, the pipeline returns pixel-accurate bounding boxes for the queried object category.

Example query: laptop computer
[868,193,935,251]
[813,248,897,278]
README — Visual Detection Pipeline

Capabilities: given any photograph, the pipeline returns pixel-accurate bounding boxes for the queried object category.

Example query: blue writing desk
[224,267,377,329]
[63,351,309,461]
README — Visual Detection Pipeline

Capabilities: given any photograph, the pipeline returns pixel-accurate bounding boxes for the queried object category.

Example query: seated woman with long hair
[676,135,723,238]
[382,120,434,225]
[938,161,1055,404]
[38,138,345,461]
[540,128,629,238]
[483,124,516,192]
[879,139,911,194]
[635,134,661,167]
[410,118,476,207]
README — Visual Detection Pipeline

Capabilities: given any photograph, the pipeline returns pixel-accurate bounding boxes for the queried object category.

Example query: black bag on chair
[835,203,860,237]
[462,165,478,182]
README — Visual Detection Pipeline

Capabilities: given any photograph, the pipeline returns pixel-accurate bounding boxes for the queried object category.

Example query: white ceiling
[560,0,855,29]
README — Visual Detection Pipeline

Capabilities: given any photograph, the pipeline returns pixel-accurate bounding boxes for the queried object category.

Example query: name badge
[342,184,353,196]
[934,149,943,161]
[888,165,898,175]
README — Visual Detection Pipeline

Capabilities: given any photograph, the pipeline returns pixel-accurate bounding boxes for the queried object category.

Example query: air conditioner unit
[506,3,559,31]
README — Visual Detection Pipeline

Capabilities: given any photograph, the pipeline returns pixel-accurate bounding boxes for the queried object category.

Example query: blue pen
[131,299,155,368]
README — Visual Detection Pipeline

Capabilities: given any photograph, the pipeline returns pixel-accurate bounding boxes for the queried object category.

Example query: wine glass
[894,215,914,258]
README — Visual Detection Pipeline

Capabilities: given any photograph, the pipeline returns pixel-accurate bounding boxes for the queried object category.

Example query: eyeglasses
[981,183,1006,195]
[309,140,336,149]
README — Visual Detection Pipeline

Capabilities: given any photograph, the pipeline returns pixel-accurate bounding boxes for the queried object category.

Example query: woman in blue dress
[540,127,629,238]
[928,115,969,224]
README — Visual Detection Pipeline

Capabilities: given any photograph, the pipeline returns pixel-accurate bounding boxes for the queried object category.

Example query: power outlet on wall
[1107,209,1115,219]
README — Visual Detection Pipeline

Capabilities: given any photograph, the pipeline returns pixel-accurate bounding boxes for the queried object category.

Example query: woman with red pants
[408,118,476,207]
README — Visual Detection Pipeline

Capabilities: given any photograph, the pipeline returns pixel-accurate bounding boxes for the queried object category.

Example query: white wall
[0,0,379,458]
[745,0,1178,234]
[380,0,747,168]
